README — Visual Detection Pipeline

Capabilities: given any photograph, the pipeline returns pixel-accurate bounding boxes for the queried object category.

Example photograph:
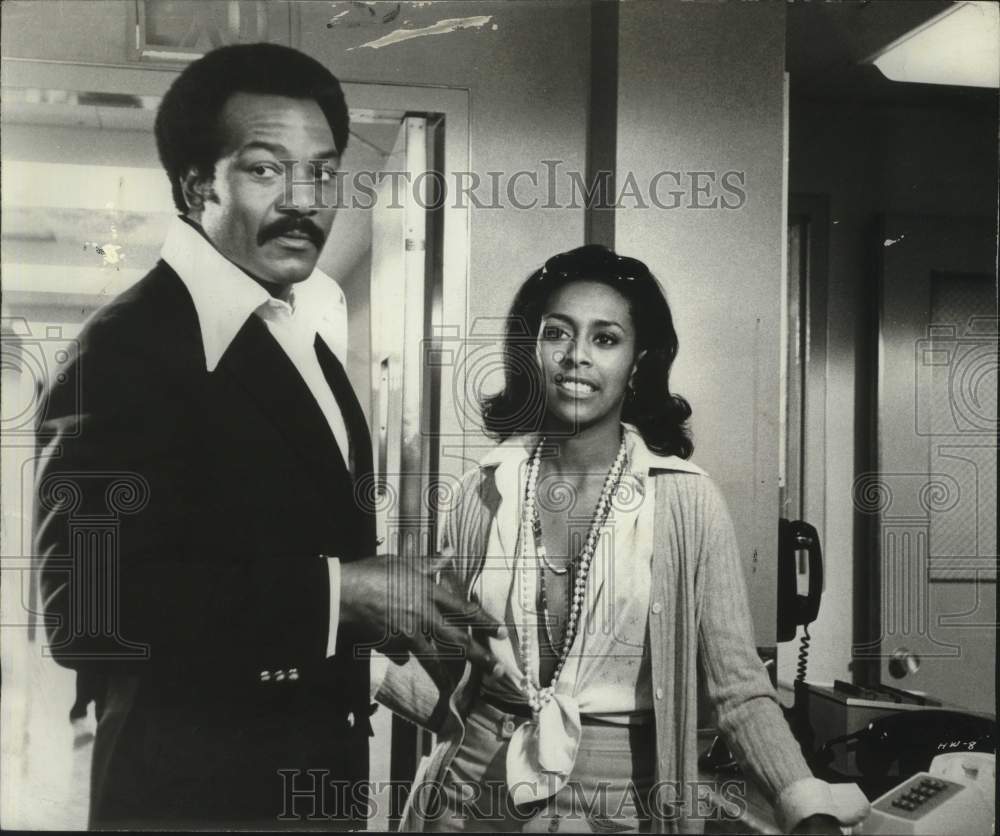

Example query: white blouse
[473,425,668,804]
[478,424,657,714]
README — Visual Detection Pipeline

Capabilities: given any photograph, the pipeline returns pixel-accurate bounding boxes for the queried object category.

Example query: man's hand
[790,814,842,835]
[340,556,507,690]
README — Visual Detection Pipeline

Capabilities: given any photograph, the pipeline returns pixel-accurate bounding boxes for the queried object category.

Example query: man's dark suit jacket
[34,261,376,829]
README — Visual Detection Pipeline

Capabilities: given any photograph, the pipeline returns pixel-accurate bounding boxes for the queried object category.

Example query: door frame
[777,194,831,693]
[786,194,830,537]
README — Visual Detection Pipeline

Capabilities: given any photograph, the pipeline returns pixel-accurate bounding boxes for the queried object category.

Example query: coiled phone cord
[796,624,811,682]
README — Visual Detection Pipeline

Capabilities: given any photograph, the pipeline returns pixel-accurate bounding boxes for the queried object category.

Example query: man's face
[190,92,339,291]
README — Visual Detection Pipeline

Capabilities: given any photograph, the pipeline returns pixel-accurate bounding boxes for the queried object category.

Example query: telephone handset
[777,518,823,645]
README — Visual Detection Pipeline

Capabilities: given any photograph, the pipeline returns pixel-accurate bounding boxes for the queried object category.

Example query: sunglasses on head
[537,246,652,283]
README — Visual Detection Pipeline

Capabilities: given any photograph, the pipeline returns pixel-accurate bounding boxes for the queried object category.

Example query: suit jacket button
[259,670,271,683]
[288,668,300,681]
[347,711,355,727]
[275,670,286,682]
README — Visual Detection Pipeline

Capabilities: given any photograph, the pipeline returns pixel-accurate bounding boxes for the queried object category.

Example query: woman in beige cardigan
[377,246,856,834]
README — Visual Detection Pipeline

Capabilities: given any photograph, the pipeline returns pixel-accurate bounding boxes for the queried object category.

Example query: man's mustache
[258,216,327,249]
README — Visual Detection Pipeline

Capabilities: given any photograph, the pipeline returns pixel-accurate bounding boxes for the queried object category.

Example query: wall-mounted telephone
[777,519,823,681]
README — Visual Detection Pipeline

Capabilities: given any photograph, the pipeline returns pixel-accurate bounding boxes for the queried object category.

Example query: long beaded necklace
[531,500,568,576]
[518,434,628,716]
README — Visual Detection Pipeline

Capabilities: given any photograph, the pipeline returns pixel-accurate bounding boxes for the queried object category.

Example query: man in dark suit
[34,43,502,830]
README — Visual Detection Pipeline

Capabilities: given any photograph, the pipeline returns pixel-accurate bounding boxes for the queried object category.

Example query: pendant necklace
[518,434,628,716]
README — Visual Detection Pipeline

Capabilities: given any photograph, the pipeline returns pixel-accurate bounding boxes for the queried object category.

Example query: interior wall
[1,0,133,63]
[295,0,591,465]
[785,96,999,687]
[2,124,162,169]
[615,1,787,644]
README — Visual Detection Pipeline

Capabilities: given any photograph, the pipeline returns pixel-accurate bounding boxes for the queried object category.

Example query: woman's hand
[790,813,842,835]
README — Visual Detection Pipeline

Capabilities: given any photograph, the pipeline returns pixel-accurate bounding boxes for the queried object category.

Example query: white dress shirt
[160,216,350,659]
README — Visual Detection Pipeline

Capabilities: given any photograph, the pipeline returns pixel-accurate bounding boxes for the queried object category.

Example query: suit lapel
[313,336,376,548]
[216,315,351,498]
[313,337,372,479]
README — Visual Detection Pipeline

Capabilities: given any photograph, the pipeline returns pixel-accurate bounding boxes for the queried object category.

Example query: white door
[370,116,430,560]
[367,115,434,829]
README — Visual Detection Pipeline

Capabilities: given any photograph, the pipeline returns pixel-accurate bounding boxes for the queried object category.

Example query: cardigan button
[651,602,663,615]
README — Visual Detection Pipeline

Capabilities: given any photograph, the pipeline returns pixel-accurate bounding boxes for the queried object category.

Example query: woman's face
[537,280,639,433]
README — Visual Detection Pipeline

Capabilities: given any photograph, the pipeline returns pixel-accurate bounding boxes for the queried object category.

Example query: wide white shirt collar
[160,216,347,371]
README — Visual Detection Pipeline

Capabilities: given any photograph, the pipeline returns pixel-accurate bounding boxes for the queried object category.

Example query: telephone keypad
[874,774,963,821]
[867,770,991,834]
[892,778,946,811]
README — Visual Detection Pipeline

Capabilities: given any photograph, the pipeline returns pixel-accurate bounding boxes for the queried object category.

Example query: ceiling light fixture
[868,1,999,88]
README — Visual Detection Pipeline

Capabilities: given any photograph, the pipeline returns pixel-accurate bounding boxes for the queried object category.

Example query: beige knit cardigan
[376,456,819,833]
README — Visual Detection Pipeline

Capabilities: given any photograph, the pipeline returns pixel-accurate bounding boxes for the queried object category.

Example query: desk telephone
[800,696,995,833]
[859,751,994,835]
[818,708,995,785]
